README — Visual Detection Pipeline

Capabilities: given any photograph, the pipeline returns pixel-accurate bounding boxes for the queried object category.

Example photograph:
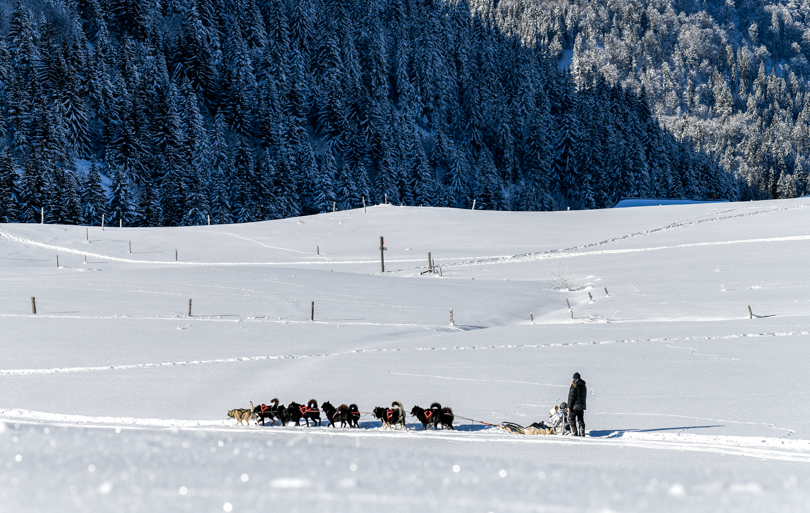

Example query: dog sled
[502,403,570,436]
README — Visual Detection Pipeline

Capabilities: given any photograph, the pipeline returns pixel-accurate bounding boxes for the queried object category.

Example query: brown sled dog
[228,401,257,426]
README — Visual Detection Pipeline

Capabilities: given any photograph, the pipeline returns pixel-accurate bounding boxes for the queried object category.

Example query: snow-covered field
[2,200,810,512]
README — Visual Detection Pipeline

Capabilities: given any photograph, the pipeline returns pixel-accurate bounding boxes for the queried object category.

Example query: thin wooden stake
[530,312,534,325]
[333,201,336,212]
[128,241,131,254]
[86,227,88,241]
[41,207,44,224]
[175,249,178,262]
[188,299,192,317]
[439,266,442,277]
[362,196,367,213]
[56,255,59,268]
[565,298,571,311]
[588,292,593,302]
[311,301,314,321]
[31,297,36,315]
[101,214,105,231]
[384,193,387,205]
[604,287,609,296]
[748,305,753,319]
[119,219,122,228]
[569,310,573,319]
[317,245,320,255]
[450,308,455,326]
[379,236,387,273]
[84,255,86,264]
[208,215,211,226]
[471,199,476,210]
[428,252,432,273]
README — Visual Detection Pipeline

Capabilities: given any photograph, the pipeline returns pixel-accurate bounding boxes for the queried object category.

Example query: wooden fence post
[31,297,36,314]
[86,227,88,242]
[311,301,314,321]
[119,219,122,228]
[362,196,367,213]
[530,312,534,325]
[101,214,105,231]
[129,241,132,254]
[604,287,609,296]
[588,292,593,302]
[748,305,753,319]
[188,299,192,317]
[565,298,571,311]
[379,236,387,272]
[41,207,44,224]
[471,199,476,210]
[56,255,59,268]
[450,308,455,326]
[333,201,336,212]
[84,255,86,264]
[384,193,387,205]
[208,215,211,226]
[175,249,178,262]
[317,245,319,255]
[569,310,573,319]
[428,252,432,273]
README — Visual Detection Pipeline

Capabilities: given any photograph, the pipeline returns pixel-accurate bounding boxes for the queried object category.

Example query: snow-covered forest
[0,0,736,226]
[489,0,810,200]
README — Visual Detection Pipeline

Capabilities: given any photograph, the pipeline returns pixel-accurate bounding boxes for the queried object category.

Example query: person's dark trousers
[569,410,585,436]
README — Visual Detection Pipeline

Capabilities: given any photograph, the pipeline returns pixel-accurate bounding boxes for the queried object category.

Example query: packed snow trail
[2,410,809,463]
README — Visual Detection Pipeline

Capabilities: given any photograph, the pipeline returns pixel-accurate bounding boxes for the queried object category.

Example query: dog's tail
[250,401,255,413]
[308,399,318,409]
[443,407,454,415]
[392,401,404,411]
[338,404,349,412]
[349,403,359,411]
[430,402,442,409]
[270,398,279,407]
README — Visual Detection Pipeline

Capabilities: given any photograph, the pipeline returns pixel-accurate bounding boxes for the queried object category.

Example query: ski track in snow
[2,409,809,463]
[1,330,807,376]
[1,203,808,271]
[434,202,810,270]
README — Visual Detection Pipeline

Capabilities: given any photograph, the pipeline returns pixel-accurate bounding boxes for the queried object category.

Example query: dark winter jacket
[568,379,587,411]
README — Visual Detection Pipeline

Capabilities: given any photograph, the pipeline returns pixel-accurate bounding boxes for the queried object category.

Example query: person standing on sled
[567,372,587,436]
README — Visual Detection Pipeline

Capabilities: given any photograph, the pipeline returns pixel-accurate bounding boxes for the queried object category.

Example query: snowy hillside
[2,200,810,511]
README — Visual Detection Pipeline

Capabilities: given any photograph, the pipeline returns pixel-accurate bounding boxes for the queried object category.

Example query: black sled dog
[373,401,406,429]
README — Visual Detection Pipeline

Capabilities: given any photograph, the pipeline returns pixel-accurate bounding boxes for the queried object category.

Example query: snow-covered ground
[2,200,810,512]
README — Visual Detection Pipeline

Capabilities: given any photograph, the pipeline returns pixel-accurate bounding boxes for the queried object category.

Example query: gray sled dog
[228,401,257,426]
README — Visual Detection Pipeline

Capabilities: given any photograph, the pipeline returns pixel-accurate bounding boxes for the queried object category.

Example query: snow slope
[2,199,810,512]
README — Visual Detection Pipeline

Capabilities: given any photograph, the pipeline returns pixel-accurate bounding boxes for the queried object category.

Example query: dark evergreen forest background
[0,0,737,226]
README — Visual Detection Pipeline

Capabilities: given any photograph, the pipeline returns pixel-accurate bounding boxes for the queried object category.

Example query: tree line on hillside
[486,0,810,200]
[0,0,737,226]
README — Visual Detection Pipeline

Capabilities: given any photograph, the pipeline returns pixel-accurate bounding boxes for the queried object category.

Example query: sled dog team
[229,374,586,434]
[228,399,455,430]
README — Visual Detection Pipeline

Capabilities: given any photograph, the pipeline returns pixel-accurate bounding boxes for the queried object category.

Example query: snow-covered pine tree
[82,163,106,226]
[0,148,18,222]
